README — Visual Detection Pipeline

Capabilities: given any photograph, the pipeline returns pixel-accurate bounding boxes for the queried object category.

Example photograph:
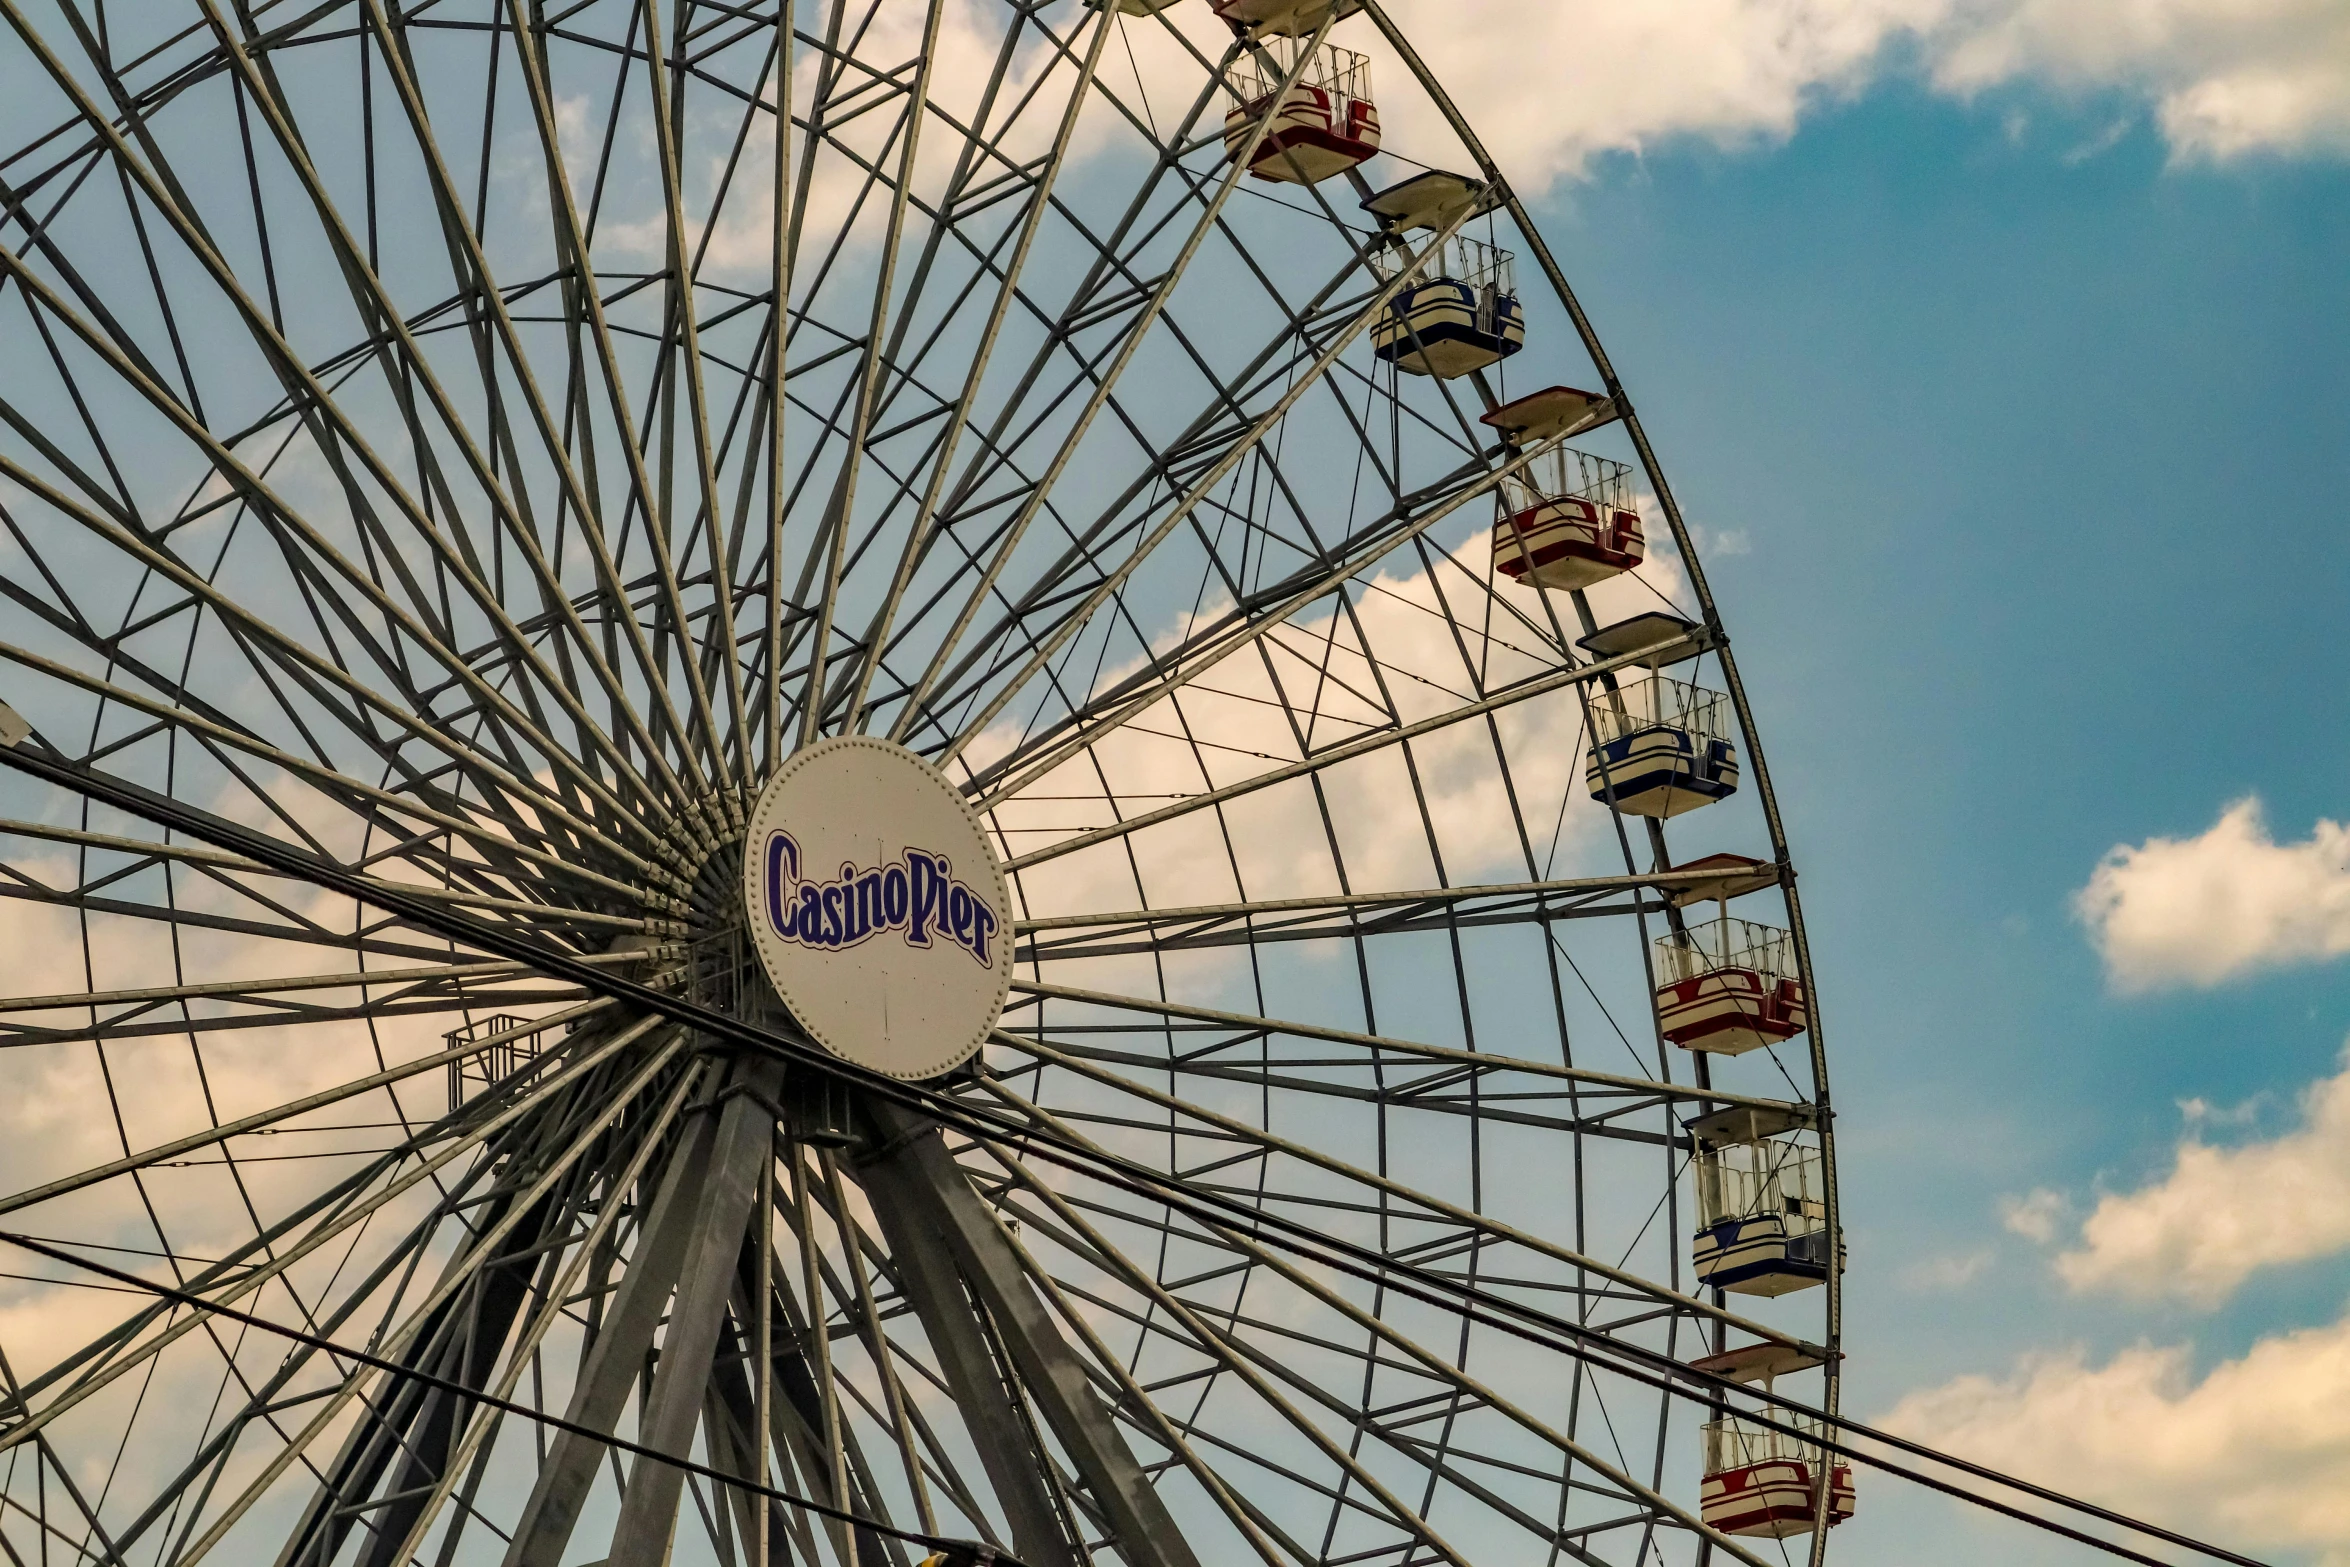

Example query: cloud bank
[2045,1046,2350,1304]
[2077,798,2350,992]
[1928,1048,2350,1557]
[1886,1317,2350,1563]
[1376,0,2350,187]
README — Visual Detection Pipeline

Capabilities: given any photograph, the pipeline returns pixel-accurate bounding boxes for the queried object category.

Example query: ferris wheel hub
[741,737,1012,1080]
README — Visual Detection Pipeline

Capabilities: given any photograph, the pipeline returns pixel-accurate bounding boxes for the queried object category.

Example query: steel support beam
[855,1117,1081,1567]
[500,1084,726,1567]
[606,1057,787,1563]
[860,1103,1203,1567]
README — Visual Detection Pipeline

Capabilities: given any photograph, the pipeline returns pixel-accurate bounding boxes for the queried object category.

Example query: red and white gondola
[1692,1347,1853,1535]
[1494,493,1643,590]
[1222,44,1379,186]
[1654,916,1807,1055]
[1701,1453,1856,1538]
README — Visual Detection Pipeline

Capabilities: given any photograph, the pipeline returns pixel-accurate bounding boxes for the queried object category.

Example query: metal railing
[1367,230,1515,296]
[1588,673,1730,747]
[445,1013,567,1112]
[1496,446,1632,517]
[1696,1138,1825,1231]
[1655,915,1795,986]
[1228,38,1371,104]
[1704,1414,1834,1474]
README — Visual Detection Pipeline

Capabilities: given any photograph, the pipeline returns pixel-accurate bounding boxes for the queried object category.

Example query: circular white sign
[740,737,1011,1080]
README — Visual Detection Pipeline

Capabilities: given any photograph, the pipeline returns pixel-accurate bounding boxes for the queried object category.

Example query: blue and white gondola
[1372,279,1524,379]
[1692,1211,1833,1296]
[1584,723,1738,817]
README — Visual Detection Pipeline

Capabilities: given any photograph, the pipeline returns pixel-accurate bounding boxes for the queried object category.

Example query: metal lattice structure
[0,1,1840,1565]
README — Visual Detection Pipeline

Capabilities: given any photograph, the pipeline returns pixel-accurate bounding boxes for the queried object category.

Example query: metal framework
[0,1,1838,1565]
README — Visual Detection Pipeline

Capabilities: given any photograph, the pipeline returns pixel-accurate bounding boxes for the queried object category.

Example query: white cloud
[1899,1248,1992,1290]
[1928,0,2350,163]
[2076,798,2350,992]
[1885,1316,2350,1563]
[1370,0,1941,189]
[2000,1186,2066,1243]
[2051,1044,2350,1304]
[1366,0,2350,186]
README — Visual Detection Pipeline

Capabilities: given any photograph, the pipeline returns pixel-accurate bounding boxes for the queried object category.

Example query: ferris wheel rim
[0,0,1838,1560]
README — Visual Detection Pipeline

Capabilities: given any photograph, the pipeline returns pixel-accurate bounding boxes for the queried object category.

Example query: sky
[1436,1,2350,1560]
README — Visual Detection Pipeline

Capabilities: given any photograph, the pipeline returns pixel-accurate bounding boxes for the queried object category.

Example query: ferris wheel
[0,0,1845,1564]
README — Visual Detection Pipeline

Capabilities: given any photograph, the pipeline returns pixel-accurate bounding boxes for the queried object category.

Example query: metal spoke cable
[0,1231,1018,1567]
[0,733,2265,1567]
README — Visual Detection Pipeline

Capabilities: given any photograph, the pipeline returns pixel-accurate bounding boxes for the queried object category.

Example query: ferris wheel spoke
[0,69,683,835]
[0,875,452,968]
[166,1026,695,1548]
[921,198,1486,776]
[0,806,569,959]
[782,1151,920,1567]
[824,184,1200,735]
[976,1043,1794,1350]
[0,1017,664,1456]
[598,1055,785,1564]
[980,1131,1762,1567]
[811,1148,943,1539]
[788,0,949,758]
[404,0,734,807]
[856,1103,1203,1567]
[838,6,1116,736]
[881,22,1330,748]
[993,626,1685,878]
[191,11,712,832]
[0,989,584,1053]
[1010,866,1744,953]
[810,1165,1077,1557]
[869,163,1423,742]
[951,1152,1326,1567]
[635,0,757,777]
[0,953,632,1053]
[996,991,1797,1119]
[923,1124,1472,1567]
[328,1053,713,1567]
[498,1056,777,1567]
[1,647,662,913]
[789,1141,963,1559]
[1001,1040,1673,1156]
[0,460,670,876]
[0,998,619,1227]
[964,427,1548,810]
[965,1085,1773,1567]
[163,1033,700,1567]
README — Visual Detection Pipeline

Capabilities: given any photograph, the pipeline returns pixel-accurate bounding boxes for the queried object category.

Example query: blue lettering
[839,864,868,944]
[968,900,998,967]
[908,852,942,946]
[756,836,1000,968]
[765,832,800,937]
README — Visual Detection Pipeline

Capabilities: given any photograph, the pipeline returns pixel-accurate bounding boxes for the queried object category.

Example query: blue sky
[1505,51,2350,1564]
